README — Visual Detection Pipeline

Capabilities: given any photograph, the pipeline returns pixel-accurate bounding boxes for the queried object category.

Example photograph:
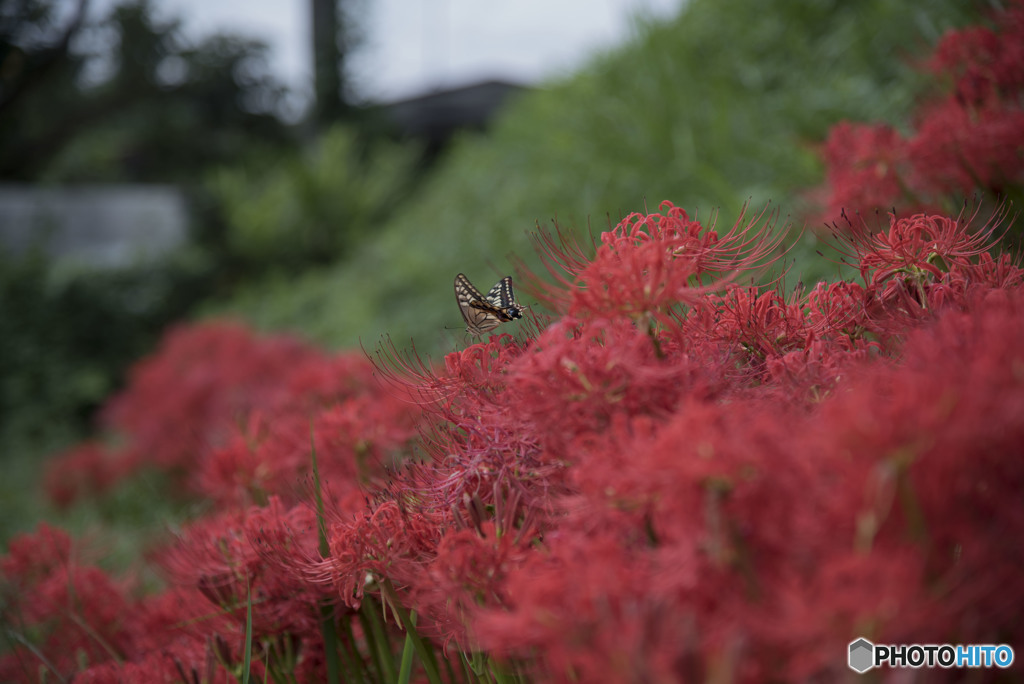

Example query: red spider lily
[396,505,541,651]
[20,196,1024,683]
[0,523,74,582]
[822,207,1015,340]
[471,530,692,683]
[802,279,870,340]
[814,1,1024,222]
[927,0,1024,106]
[572,202,788,318]
[681,285,808,379]
[0,526,139,682]
[368,333,525,407]
[907,99,1024,197]
[853,210,1002,284]
[297,497,444,609]
[196,388,419,510]
[127,587,240,666]
[510,316,713,457]
[159,500,329,641]
[195,412,275,508]
[370,332,558,514]
[43,442,131,509]
[518,201,788,320]
[44,322,414,508]
[818,122,910,219]
[102,322,327,472]
[820,291,1024,639]
[465,286,1024,682]
[961,250,1024,291]
[764,334,876,401]
[285,338,555,647]
[438,334,528,403]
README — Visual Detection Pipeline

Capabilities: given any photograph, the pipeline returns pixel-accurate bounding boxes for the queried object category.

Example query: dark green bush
[0,248,212,450]
[206,125,420,274]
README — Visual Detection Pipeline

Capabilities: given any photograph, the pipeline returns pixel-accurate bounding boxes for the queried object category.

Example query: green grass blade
[397,615,416,684]
[339,617,367,684]
[359,597,396,682]
[381,579,442,684]
[310,426,342,684]
[309,424,330,556]
[242,578,253,684]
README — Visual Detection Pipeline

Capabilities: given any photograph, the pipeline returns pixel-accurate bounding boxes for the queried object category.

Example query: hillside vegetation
[209,0,979,354]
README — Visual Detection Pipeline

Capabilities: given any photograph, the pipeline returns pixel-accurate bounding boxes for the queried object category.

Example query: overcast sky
[124,0,681,108]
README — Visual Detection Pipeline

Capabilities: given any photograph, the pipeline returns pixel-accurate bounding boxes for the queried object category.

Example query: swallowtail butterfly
[454,273,527,336]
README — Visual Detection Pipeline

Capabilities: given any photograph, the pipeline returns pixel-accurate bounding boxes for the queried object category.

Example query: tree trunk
[311,0,347,126]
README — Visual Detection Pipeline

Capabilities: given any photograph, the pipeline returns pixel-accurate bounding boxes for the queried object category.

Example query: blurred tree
[0,0,294,182]
[0,0,302,460]
[310,0,362,127]
[208,124,418,274]
[312,0,342,124]
[0,0,90,179]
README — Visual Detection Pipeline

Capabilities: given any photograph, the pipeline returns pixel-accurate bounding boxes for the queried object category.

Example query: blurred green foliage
[0,247,213,548]
[207,126,420,274]
[1,0,295,459]
[0,1,384,547]
[211,0,983,356]
[0,249,212,446]
[0,457,194,587]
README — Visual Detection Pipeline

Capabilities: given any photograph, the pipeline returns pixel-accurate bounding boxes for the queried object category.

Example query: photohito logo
[848,638,1014,673]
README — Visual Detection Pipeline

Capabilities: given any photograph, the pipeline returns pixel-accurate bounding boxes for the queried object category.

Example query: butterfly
[454,273,527,336]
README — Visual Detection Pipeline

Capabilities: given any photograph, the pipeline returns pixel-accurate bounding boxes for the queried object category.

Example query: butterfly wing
[455,273,504,335]
[485,277,512,308]
[485,276,526,319]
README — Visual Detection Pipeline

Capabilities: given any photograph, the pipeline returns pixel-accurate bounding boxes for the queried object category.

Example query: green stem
[398,622,416,684]
[339,616,367,684]
[319,602,345,684]
[241,579,254,684]
[360,597,397,682]
[309,426,343,684]
[380,579,443,684]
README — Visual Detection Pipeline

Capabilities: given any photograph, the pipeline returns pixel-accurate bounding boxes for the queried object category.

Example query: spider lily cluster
[6,199,1022,683]
[3,5,1024,683]
[815,1,1024,222]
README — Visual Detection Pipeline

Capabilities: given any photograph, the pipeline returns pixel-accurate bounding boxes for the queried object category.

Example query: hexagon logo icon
[848,638,874,673]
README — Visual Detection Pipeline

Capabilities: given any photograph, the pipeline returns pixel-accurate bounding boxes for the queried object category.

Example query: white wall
[0,185,188,269]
